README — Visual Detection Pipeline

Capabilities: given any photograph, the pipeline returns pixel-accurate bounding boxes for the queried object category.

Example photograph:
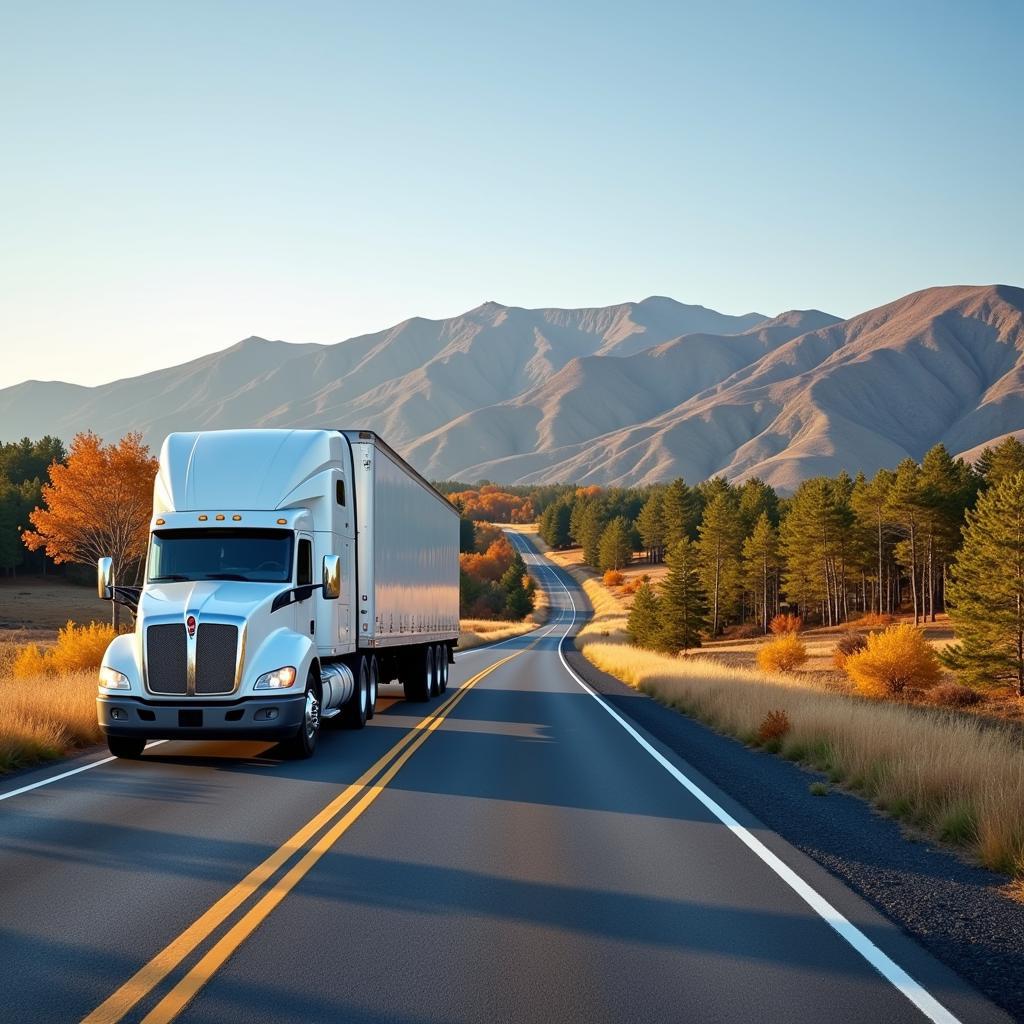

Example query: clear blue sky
[1,0,1021,388]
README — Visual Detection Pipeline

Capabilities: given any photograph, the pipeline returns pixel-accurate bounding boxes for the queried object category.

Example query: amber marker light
[232,514,242,521]
[198,514,208,521]
[276,518,287,524]
[155,518,165,525]
[215,514,225,521]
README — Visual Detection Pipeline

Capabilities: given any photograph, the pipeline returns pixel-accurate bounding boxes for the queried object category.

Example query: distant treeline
[0,436,65,576]
[535,439,1024,637]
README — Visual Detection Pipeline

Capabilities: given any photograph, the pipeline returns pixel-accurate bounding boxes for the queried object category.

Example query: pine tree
[597,516,633,571]
[742,513,778,632]
[738,477,779,534]
[851,468,895,614]
[539,499,571,548]
[627,581,661,649]
[945,473,1024,695]
[636,490,666,562]
[658,538,706,652]
[976,436,1024,488]
[661,478,699,547]
[577,501,606,568]
[885,459,927,625]
[697,493,742,636]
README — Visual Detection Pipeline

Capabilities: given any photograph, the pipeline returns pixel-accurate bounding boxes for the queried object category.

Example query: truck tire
[367,655,379,720]
[107,736,146,759]
[281,671,321,758]
[402,644,433,702]
[435,645,448,694]
[343,656,370,729]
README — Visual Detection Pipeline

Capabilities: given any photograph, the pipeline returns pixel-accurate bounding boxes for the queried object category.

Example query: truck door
[295,534,316,640]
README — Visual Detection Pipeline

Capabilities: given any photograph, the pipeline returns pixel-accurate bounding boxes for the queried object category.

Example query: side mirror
[97,557,114,600]
[322,554,341,600]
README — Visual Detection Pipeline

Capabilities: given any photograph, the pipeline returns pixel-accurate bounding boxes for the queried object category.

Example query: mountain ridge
[2,286,1022,491]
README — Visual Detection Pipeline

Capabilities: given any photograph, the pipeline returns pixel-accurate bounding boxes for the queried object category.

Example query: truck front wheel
[281,671,321,758]
[107,736,146,759]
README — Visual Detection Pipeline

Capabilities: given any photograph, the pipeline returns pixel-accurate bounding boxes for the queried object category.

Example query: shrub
[621,579,641,596]
[603,569,625,587]
[770,613,802,636]
[844,623,942,698]
[757,709,790,742]
[833,630,868,669]
[12,644,50,679]
[852,612,896,629]
[757,633,808,673]
[11,621,116,679]
[930,682,984,708]
[49,620,117,673]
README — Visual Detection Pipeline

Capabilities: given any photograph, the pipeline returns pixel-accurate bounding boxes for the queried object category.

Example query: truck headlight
[99,666,131,690]
[254,666,297,690]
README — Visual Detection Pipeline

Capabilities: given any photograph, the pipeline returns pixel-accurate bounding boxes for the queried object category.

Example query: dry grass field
[564,562,1024,881]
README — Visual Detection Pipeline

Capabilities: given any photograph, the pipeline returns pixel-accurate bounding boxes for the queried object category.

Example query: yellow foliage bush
[756,633,808,673]
[12,644,50,679]
[603,569,625,587]
[844,623,941,697]
[11,620,116,678]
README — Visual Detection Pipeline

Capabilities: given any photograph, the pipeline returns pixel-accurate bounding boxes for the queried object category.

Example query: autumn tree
[697,493,742,636]
[658,538,706,652]
[945,473,1024,695]
[22,432,157,622]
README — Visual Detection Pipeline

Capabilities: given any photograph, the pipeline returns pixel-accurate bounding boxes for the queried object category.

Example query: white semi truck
[96,429,460,760]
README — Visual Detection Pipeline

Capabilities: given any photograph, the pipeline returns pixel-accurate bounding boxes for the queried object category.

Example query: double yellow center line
[83,643,534,1024]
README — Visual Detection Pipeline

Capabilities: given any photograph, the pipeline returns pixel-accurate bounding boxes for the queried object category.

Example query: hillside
[2,286,1023,489]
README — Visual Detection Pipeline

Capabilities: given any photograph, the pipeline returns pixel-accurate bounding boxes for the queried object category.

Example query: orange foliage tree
[459,537,516,583]
[22,432,158,591]
[449,486,535,523]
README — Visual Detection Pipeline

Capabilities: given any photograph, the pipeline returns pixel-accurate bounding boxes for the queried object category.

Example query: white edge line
[519,532,960,1024]
[0,740,168,803]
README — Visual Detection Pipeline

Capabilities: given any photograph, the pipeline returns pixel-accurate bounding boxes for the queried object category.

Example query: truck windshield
[148,529,294,584]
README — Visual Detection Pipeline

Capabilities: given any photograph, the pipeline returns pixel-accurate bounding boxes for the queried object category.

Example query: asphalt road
[0,534,1012,1024]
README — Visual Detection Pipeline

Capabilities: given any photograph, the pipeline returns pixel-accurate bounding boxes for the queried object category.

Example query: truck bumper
[97,694,307,741]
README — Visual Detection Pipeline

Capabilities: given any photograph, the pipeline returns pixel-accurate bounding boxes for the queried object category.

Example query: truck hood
[139,580,285,622]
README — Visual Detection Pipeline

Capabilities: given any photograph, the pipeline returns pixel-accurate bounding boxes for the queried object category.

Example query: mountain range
[2,285,1023,491]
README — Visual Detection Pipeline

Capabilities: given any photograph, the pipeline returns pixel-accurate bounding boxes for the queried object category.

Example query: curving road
[0,533,1011,1024]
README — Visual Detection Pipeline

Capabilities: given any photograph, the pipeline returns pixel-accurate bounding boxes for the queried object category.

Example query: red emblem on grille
[186,615,197,638]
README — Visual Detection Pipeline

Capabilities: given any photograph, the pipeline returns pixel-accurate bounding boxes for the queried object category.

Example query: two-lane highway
[0,535,1011,1023]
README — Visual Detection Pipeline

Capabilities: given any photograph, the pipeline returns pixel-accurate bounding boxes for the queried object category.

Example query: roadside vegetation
[572,571,1024,882]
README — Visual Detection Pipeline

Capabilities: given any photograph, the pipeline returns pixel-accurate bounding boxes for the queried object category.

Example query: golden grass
[574,576,1024,879]
[0,671,102,772]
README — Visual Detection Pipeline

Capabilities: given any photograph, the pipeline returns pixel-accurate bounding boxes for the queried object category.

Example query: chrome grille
[195,623,238,694]
[146,624,187,695]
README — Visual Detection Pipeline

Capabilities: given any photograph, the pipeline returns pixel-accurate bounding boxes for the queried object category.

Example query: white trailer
[96,429,459,760]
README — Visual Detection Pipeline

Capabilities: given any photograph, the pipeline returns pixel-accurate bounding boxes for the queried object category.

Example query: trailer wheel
[435,645,448,694]
[281,670,321,759]
[402,644,432,702]
[367,655,379,720]
[343,656,370,729]
[107,736,146,759]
